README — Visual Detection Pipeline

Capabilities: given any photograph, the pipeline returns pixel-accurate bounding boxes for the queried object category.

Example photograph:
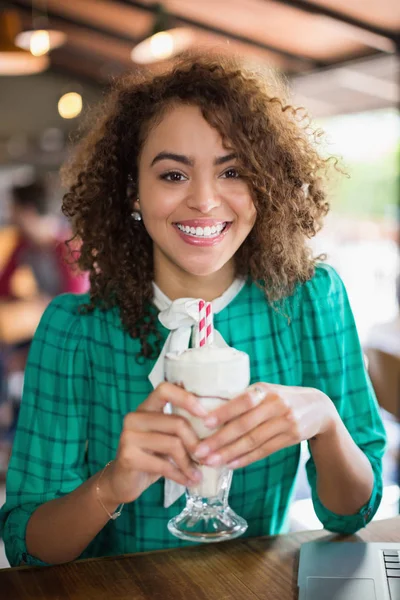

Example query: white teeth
[176,223,227,238]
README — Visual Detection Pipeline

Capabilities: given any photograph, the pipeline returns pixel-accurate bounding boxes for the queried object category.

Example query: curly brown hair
[61,53,333,359]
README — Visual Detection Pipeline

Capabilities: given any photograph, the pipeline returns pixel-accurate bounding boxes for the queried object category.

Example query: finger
[226,433,295,469]
[196,401,282,458]
[203,384,284,429]
[123,412,200,453]
[137,448,199,487]
[139,381,208,417]
[201,417,289,466]
[194,401,270,459]
[131,431,202,483]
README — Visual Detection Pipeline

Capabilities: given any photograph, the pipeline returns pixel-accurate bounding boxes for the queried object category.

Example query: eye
[160,171,187,182]
[221,167,240,179]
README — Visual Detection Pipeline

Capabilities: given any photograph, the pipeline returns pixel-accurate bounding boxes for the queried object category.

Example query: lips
[173,220,232,247]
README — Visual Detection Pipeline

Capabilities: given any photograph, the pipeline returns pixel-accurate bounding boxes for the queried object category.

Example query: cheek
[231,192,257,225]
[140,186,179,222]
[138,169,170,215]
[244,189,257,224]
[248,199,257,223]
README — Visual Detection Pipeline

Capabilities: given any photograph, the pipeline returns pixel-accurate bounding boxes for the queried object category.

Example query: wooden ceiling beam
[265,0,400,44]
[4,0,140,44]
[6,0,321,71]
[112,0,323,68]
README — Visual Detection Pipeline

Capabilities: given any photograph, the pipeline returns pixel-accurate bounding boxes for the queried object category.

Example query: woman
[0,55,386,566]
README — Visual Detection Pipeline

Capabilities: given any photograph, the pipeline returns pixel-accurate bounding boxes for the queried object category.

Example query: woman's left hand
[193,383,339,469]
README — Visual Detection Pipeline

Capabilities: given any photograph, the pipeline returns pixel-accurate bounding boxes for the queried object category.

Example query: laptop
[298,541,400,600]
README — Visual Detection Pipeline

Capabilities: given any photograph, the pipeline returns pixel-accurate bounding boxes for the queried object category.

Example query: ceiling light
[58,92,83,119]
[15,28,67,56]
[0,10,49,75]
[131,3,192,64]
[131,27,192,64]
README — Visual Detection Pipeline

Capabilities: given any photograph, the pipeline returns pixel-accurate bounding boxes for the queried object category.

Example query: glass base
[168,497,248,543]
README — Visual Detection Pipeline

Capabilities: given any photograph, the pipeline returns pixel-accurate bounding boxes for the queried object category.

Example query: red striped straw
[205,302,214,345]
[198,300,214,347]
[198,300,206,347]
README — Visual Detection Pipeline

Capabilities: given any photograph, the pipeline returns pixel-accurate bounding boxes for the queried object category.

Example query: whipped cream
[165,346,250,398]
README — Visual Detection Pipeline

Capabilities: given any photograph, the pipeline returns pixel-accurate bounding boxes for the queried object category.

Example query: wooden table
[1,518,399,600]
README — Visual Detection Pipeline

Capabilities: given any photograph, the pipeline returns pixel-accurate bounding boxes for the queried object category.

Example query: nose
[186,178,221,214]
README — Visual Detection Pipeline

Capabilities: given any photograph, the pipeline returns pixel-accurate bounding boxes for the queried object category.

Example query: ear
[132,198,140,212]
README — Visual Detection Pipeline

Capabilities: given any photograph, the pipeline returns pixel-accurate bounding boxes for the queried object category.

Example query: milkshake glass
[165,346,250,542]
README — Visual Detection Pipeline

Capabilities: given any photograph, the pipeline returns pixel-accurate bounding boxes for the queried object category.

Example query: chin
[183,266,223,278]
[179,259,227,278]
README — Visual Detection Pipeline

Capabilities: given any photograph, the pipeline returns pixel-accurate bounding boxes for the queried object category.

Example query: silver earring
[131,198,142,221]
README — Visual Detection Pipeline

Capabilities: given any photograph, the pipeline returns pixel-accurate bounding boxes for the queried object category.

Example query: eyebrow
[150,152,237,167]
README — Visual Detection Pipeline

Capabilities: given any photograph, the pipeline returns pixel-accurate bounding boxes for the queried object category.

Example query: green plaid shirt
[0,264,387,566]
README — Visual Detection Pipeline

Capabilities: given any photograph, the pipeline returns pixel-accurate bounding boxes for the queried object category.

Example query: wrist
[311,392,341,441]
[319,406,342,440]
[96,461,121,512]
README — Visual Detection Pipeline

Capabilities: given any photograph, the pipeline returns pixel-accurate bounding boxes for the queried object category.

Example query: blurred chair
[365,348,400,419]
[365,347,400,512]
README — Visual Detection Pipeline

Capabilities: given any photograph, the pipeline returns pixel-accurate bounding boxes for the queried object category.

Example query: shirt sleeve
[0,295,90,566]
[300,264,387,534]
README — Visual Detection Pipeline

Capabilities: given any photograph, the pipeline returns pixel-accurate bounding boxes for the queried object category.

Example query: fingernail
[227,460,239,469]
[204,416,218,428]
[194,444,209,458]
[249,385,265,406]
[193,404,208,417]
[190,468,202,482]
[206,454,221,466]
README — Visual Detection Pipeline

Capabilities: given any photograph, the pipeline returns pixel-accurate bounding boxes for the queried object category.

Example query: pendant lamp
[0,10,49,75]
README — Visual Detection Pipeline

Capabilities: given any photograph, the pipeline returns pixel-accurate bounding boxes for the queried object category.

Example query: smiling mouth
[174,222,229,239]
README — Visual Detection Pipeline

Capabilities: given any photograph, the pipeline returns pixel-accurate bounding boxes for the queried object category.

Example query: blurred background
[0,0,399,566]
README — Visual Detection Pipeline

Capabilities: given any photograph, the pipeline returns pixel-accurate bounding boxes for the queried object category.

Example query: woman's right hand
[100,382,206,505]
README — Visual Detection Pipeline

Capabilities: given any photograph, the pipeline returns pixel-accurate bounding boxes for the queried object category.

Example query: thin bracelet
[96,460,124,520]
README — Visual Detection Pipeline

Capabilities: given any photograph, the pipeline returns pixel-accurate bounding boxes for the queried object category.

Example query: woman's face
[137,103,256,282]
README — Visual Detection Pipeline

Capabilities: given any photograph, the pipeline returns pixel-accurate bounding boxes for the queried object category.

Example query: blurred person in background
[0,177,88,477]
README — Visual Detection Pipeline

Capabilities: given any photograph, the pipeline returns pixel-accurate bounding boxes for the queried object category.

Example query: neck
[154,261,236,302]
